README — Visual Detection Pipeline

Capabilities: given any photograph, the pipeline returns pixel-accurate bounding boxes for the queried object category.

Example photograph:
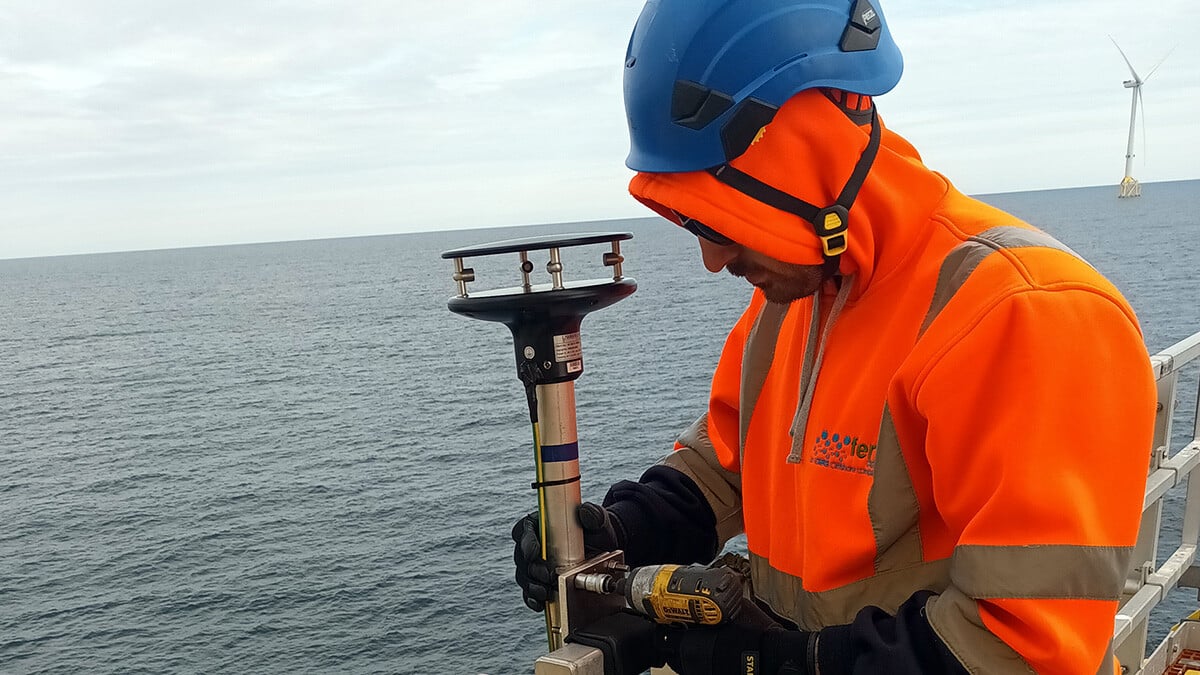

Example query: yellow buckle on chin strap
[821,234,847,257]
[816,206,850,257]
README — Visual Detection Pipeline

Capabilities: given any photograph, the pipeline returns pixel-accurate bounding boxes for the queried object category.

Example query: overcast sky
[1,0,1196,260]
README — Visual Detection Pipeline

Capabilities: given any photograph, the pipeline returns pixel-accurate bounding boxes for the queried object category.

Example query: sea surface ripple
[2,181,1198,673]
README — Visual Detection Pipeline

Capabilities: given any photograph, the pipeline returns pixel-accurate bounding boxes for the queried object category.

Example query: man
[513,1,1157,673]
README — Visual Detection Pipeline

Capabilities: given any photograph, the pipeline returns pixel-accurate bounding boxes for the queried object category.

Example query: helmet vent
[720,98,779,162]
[841,0,882,52]
[672,80,734,130]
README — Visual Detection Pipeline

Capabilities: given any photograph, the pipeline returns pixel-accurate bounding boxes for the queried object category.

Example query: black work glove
[511,502,628,611]
[567,611,665,675]
[663,623,814,675]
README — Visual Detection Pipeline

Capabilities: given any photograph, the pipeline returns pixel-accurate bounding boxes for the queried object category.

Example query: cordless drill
[575,563,745,626]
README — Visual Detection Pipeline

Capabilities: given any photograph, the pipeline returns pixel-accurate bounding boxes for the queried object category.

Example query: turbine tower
[1109,38,1173,198]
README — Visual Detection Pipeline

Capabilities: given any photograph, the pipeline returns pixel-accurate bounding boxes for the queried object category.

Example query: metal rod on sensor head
[548,248,565,290]
[452,258,473,297]
[603,240,625,281]
[520,251,533,292]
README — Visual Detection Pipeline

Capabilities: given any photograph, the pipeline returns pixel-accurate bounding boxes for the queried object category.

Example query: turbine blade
[1145,44,1178,81]
[1109,35,1143,82]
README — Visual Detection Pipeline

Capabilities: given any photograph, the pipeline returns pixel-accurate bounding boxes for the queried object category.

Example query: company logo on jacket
[810,430,877,476]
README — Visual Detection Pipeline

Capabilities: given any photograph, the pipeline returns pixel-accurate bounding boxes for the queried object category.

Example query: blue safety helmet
[624,0,903,173]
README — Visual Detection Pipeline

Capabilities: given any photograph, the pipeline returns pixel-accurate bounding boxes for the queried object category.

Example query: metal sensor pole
[441,232,636,655]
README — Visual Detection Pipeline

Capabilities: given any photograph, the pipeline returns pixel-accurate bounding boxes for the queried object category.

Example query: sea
[2,180,1199,674]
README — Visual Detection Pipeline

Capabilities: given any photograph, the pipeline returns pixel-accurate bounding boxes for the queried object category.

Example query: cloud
[0,0,1195,259]
[882,0,1197,193]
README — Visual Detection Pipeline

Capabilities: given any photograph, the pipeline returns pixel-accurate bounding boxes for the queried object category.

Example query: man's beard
[728,260,826,304]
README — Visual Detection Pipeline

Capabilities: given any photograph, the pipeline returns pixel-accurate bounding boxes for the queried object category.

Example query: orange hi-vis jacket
[628,90,1157,674]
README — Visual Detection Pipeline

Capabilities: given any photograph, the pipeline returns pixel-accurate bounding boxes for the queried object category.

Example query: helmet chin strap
[707,106,882,279]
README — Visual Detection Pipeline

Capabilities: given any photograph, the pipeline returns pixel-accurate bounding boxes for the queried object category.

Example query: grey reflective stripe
[867,407,924,572]
[927,590,1119,675]
[920,225,1087,336]
[667,415,744,547]
[952,544,1132,601]
[740,300,790,456]
[926,588,1034,674]
[749,551,950,631]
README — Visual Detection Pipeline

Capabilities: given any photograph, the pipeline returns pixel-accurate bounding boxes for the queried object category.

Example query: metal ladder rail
[1114,330,1200,669]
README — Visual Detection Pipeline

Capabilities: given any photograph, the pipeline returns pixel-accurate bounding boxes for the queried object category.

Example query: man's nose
[698,237,739,273]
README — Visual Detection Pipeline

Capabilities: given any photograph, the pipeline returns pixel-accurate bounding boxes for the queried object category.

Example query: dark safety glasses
[675,212,735,246]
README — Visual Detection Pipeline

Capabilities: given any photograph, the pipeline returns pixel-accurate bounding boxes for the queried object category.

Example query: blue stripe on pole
[540,442,579,462]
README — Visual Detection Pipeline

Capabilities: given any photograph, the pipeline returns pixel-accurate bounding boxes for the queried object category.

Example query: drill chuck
[573,572,618,594]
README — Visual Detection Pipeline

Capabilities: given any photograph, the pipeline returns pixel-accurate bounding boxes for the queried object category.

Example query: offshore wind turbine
[1109,37,1173,198]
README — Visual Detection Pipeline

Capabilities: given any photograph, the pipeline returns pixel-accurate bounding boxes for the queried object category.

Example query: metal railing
[1115,330,1200,672]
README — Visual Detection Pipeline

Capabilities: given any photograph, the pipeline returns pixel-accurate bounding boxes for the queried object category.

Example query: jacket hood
[629,88,950,296]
